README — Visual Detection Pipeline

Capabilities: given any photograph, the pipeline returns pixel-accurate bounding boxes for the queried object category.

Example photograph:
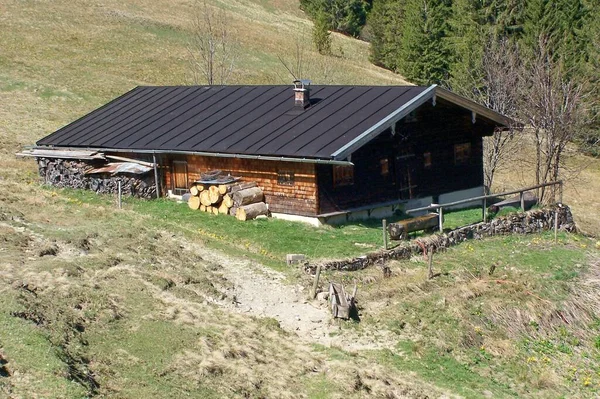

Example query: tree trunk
[190,185,200,196]
[233,187,263,206]
[236,202,268,221]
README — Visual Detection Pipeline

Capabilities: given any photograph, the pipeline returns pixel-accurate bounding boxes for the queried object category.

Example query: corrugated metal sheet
[36,85,431,160]
[85,162,152,175]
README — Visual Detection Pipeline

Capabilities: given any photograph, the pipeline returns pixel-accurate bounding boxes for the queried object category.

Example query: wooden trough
[388,213,440,240]
[329,282,357,319]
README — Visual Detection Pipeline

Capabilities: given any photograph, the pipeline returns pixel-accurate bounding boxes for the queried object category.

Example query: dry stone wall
[306,205,577,273]
[37,158,156,199]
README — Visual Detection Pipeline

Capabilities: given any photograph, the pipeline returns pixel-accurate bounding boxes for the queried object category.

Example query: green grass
[2,0,600,396]
[0,308,88,398]
[57,188,505,267]
[444,207,484,229]
[376,343,517,398]
[54,187,577,273]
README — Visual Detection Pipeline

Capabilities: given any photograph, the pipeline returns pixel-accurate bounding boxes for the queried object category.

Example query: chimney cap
[293,79,311,91]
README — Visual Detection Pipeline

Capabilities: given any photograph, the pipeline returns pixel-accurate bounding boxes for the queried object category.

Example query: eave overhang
[331,85,518,161]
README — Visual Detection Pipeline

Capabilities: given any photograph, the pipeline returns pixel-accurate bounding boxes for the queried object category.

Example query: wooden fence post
[117,181,122,209]
[520,191,525,211]
[559,181,563,204]
[482,196,487,221]
[311,264,322,299]
[554,210,559,243]
[382,219,388,250]
[438,207,444,233]
[428,248,434,279]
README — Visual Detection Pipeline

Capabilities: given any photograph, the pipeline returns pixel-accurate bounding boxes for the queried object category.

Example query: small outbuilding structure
[24,82,512,225]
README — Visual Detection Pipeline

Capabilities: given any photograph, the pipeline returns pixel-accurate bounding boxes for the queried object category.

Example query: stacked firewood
[187,181,269,221]
[37,158,156,199]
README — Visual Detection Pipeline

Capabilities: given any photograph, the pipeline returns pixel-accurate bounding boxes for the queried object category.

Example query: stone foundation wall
[37,158,157,199]
[307,205,577,273]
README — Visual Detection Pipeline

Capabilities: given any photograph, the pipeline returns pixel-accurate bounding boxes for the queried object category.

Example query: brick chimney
[293,79,311,108]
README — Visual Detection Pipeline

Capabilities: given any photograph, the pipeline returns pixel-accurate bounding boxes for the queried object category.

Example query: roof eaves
[32,145,354,166]
[434,87,518,127]
[331,85,437,161]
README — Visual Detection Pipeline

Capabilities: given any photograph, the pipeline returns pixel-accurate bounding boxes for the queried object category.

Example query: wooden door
[395,154,415,200]
[172,161,188,195]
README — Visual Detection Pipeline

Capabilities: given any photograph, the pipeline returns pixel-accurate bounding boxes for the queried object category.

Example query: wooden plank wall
[164,155,319,216]
[318,98,497,214]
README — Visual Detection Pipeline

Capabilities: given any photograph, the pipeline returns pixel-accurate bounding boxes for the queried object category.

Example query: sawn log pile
[187,176,269,221]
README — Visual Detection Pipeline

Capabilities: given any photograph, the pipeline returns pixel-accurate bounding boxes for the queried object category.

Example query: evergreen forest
[301,0,599,153]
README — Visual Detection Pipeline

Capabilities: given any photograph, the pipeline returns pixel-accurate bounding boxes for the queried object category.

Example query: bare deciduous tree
[187,0,238,85]
[447,37,522,194]
[275,33,335,84]
[519,36,588,203]
[478,38,522,194]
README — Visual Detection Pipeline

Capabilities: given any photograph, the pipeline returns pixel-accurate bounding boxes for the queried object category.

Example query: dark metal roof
[36,84,510,160]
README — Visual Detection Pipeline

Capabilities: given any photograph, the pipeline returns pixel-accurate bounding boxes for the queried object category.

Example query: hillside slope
[1,0,600,398]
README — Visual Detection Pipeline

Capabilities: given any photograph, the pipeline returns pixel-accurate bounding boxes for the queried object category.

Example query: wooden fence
[405,181,564,233]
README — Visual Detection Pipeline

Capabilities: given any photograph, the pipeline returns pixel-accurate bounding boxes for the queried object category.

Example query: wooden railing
[405,181,564,233]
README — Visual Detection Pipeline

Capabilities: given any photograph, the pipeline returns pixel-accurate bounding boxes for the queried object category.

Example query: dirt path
[178,237,396,350]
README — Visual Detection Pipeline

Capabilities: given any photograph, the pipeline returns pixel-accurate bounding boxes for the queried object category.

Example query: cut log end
[200,190,212,206]
[188,196,201,210]
[222,194,234,208]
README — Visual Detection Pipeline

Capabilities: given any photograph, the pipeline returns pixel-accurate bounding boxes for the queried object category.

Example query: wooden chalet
[27,81,512,225]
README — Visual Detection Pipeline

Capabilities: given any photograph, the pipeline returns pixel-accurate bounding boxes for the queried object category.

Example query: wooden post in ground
[554,210,559,243]
[482,197,487,221]
[382,219,388,250]
[519,191,525,211]
[152,152,160,199]
[438,207,444,233]
[117,181,122,209]
[428,248,434,279]
[559,181,564,204]
[311,264,322,299]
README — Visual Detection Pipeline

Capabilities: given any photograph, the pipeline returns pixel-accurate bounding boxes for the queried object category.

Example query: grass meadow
[1,0,600,397]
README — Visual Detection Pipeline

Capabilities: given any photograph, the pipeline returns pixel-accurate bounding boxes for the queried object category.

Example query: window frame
[423,152,432,169]
[454,142,472,165]
[333,165,354,187]
[277,170,295,186]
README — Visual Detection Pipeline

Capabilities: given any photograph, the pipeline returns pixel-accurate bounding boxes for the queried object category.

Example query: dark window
[380,158,390,176]
[423,152,432,168]
[277,170,295,186]
[333,165,354,187]
[454,143,471,164]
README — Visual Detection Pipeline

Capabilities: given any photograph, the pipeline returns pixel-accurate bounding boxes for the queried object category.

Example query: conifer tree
[446,0,486,97]
[313,11,332,55]
[522,0,587,74]
[368,0,406,71]
[397,0,452,85]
